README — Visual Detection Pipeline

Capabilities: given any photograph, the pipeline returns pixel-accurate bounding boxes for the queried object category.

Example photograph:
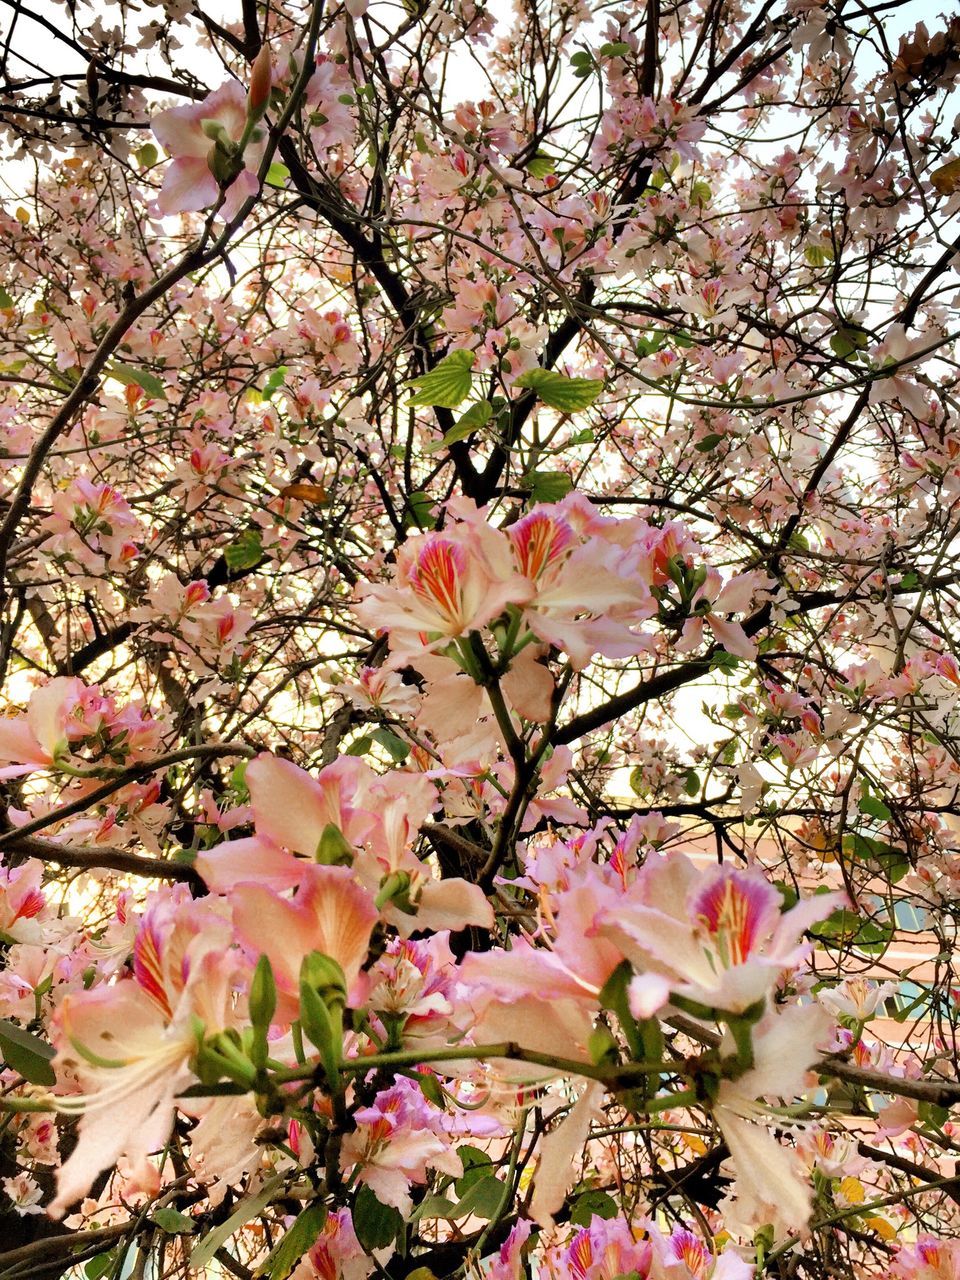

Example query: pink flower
[152,82,264,219]
[196,753,375,893]
[0,678,94,778]
[561,1213,653,1279]
[290,1208,373,1280]
[712,1003,834,1239]
[596,855,844,1016]
[485,1219,533,1280]
[649,1227,752,1280]
[888,1237,960,1280]
[0,859,46,943]
[506,507,651,669]
[366,933,457,1038]
[353,525,530,661]
[49,898,240,1217]
[339,1077,462,1215]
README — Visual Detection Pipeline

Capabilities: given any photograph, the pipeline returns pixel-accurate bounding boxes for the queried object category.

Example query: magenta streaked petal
[509,510,575,580]
[406,537,467,630]
[691,868,780,966]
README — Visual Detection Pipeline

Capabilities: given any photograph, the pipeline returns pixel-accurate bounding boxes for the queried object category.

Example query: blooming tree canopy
[0,1,959,1278]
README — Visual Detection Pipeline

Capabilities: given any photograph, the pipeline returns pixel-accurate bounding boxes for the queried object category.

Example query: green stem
[273,1042,674,1087]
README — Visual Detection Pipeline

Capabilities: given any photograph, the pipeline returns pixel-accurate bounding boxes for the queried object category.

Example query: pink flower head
[290,1208,373,1280]
[509,509,576,580]
[486,1219,533,1280]
[0,677,91,777]
[49,897,241,1217]
[366,933,456,1035]
[563,1215,652,1280]
[196,753,376,893]
[691,869,781,969]
[339,1076,462,1215]
[650,1227,753,1280]
[0,859,46,943]
[889,1237,960,1280]
[597,855,844,1015]
[353,524,529,661]
[152,81,264,219]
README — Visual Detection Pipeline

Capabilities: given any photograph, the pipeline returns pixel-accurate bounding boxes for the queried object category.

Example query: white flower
[3,1172,44,1215]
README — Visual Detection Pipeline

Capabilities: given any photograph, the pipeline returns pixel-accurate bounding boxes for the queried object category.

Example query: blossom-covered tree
[0,0,959,1277]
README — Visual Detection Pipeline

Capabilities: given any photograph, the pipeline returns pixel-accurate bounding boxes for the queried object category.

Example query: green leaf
[85,1253,116,1280]
[830,325,869,360]
[345,735,373,757]
[152,1208,195,1235]
[191,1176,282,1270]
[513,368,603,411]
[599,41,631,57]
[135,143,159,168]
[353,1184,403,1252]
[694,433,724,453]
[569,1190,619,1226]
[843,833,908,880]
[0,285,14,308]
[264,162,290,189]
[262,366,288,400]
[522,470,574,503]
[257,1204,327,1280]
[0,1019,56,1086]
[410,1195,458,1222]
[527,153,555,179]
[810,908,895,955]
[450,1174,504,1220]
[709,650,741,672]
[424,401,492,452]
[454,1146,494,1196]
[416,1071,446,1108]
[371,727,410,762]
[403,490,436,531]
[858,793,892,822]
[224,529,264,572]
[108,362,167,400]
[407,350,475,408]
[689,179,712,207]
[682,768,700,798]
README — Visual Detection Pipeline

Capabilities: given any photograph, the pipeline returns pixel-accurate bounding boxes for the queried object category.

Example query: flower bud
[247,45,273,121]
[200,118,230,143]
[207,144,243,187]
[248,954,277,1071]
[249,954,277,1030]
[375,869,415,913]
[315,822,354,866]
[301,951,348,1008]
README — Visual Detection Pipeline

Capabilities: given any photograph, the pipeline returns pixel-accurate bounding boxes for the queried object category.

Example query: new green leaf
[407,350,475,408]
[513,368,603,411]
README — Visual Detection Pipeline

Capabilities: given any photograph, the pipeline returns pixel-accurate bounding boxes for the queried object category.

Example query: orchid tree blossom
[353,526,530,663]
[48,899,241,1217]
[153,79,267,219]
[231,863,378,1013]
[596,855,844,1018]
